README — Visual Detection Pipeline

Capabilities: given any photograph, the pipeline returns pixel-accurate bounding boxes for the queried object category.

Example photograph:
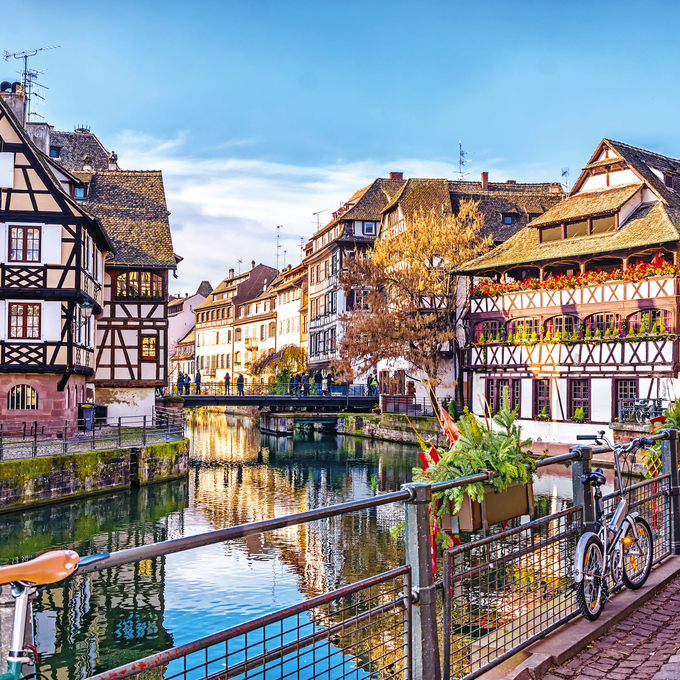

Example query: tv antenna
[276,225,282,270]
[3,45,59,123]
[283,249,287,269]
[458,141,472,180]
[312,209,327,231]
[561,168,570,194]
[300,237,304,263]
[237,258,242,273]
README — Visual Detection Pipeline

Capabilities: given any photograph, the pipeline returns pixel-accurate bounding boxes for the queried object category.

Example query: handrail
[77,450,580,575]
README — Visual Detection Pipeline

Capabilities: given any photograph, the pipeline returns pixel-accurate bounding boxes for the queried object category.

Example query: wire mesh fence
[87,566,412,680]
[0,407,186,461]
[442,507,584,680]
[601,474,671,563]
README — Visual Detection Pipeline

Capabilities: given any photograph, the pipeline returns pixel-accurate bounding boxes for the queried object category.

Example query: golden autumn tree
[334,201,492,400]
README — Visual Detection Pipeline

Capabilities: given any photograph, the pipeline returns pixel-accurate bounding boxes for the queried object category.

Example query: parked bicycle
[573,430,659,620]
[0,549,109,680]
[633,398,665,424]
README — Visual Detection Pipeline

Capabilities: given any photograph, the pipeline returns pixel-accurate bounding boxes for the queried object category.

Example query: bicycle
[573,430,659,620]
[634,399,652,425]
[0,549,109,680]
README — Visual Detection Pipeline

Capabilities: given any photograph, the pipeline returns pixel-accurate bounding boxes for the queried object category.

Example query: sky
[2,0,680,294]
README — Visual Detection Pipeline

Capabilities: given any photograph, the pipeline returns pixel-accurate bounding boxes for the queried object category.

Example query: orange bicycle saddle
[0,550,79,586]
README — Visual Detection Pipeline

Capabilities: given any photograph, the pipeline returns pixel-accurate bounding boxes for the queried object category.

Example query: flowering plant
[471,256,677,298]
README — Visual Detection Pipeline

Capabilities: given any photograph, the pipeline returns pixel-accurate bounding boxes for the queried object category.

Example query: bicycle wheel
[635,408,648,425]
[576,535,606,621]
[622,516,653,590]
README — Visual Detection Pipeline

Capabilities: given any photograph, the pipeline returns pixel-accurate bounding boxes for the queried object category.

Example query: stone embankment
[0,439,189,512]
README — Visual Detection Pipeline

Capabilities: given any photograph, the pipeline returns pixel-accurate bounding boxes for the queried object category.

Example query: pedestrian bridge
[180,393,378,411]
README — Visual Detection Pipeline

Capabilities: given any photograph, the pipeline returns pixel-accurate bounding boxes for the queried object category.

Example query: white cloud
[112,132,559,295]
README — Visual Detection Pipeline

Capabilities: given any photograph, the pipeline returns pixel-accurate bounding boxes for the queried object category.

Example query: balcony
[470,275,677,317]
[245,338,258,349]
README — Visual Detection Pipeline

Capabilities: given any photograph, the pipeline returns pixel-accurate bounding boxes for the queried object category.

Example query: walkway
[546,575,680,680]
[181,393,377,411]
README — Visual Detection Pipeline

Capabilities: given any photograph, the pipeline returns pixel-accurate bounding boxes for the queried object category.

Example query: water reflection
[0,410,586,679]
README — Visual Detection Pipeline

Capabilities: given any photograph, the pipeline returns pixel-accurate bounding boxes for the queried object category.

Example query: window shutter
[0,300,5,340]
[42,224,62,265]
[0,223,5,263]
[42,302,62,341]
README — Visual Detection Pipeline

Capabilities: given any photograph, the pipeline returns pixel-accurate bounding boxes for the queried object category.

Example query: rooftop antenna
[283,249,287,269]
[561,168,570,194]
[237,258,242,273]
[276,225,282,270]
[458,141,471,180]
[3,45,59,123]
[300,237,304,263]
[313,209,327,231]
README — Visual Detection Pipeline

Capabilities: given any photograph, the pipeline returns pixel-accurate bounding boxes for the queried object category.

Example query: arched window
[507,318,540,338]
[235,328,242,342]
[474,320,505,342]
[8,385,38,410]
[269,322,276,338]
[585,313,621,335]
[235,351,241,365]
[627,310,673,334]
[545,315,579,338]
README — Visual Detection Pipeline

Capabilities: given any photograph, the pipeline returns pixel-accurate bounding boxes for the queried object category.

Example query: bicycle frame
[0,583,37,680]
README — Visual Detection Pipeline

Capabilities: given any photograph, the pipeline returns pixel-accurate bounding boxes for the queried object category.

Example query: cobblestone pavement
[546,576,680,680]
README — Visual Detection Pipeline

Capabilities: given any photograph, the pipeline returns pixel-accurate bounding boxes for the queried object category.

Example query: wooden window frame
[569,378,591,420]
[8,384,38,410]
[534,378,550,417]
[114,271,164,300]
[8,225,41,264]
[613,378,638,421]
[140,335,158,362]
[9,303,41,339]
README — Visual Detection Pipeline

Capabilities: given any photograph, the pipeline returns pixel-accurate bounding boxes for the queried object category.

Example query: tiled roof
[195,264,278,310]
[529,183,642,227]
[457,201,680,273]
[382,178,452,218]
[50,130,111,171]
[339,178,406,222]
[76,170,176,268]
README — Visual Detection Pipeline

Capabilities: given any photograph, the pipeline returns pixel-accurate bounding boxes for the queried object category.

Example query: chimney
[506,180,516,185]
[108,151,119,171]
[390,172,403,180]
[228,268,234,278]
[0,88,25,124]
[251,260,256,269]
[481,172,489,191]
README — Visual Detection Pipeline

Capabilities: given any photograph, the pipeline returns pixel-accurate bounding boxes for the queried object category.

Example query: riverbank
[0,438,189,512]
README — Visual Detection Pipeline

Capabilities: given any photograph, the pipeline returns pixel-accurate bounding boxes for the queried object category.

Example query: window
[540,225,562,243]
[9,226,40,263]
[239,306,244,317]
[235,328,242,341]
[256,303,261,314]
[331,253,338,275]
[486,378,520,412]
[364,222,376,235]
[508,317,539,338]
[475,320,504,342]
[486,379,496,412]
[566,219,588,239]
[502,214,515,226]
[248,304,252,315]
[228,330,232,343]
[235,351,241,365]
[115,271,163,299]
[585,313,621,335]
[310,267,315,285]
[74,186,86,199]
[269,322,276,338]
[329,327,336,352]
[49,147,61,158]
[546,315,579,338]
[260,324,266,341]
[535,379,550,417]
[9,303,40,339]
[615,379,637,419]
[570,379,590,420]
[627,309,673,334]
[528,213,542,222]
[591,215,616,234]
[264,301,269,312]
[141,336,157,361]
[8,384,38,410]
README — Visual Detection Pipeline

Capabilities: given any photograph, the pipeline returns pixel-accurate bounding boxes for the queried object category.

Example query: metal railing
[23,428,675,680]
[618,397,667,423]
[0,407,186,461]
[164,381,368,397]
[382,395,446,417]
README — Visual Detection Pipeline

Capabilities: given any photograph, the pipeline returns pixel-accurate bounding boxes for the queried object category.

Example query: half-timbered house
[458,139,680,443]
[0,93,113,421]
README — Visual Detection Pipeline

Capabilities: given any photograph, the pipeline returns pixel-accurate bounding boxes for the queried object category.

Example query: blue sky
[2,0,679,292]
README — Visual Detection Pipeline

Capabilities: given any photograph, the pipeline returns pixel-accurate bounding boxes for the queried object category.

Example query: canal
[0,410,590,679]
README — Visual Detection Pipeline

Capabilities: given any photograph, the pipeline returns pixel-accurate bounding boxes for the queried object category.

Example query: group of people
[176,370,201,395]
[288,369,334,396]
[223,372,245,396]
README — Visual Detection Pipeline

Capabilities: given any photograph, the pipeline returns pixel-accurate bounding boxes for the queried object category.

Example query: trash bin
[94,403,108,428]
[79,403,95,432]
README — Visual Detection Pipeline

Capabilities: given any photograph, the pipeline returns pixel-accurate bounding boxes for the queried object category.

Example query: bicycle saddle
[581,468,606,486]
[0,550,79,586]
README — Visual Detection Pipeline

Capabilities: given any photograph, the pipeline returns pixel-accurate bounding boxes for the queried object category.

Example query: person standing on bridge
[184,373,191,395]
[313,369,322,395]
[177,372,183,395]
[301,372,309,396]
[224,372,230,395]
[195,369,202,395]
[237,372,244,396]
[288,373,295,395]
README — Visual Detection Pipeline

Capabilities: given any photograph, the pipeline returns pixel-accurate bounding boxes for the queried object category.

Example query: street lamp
[78,300,94,326]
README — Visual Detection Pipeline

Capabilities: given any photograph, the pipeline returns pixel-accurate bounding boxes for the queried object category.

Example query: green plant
[571,407,587,423]
[413,391,534,545]
[163,395,184,403]
[594,327,601,338]
[447,399,458,418]
[506,331,514,343]
[604,327,611,338]
[478,332,485,344]
[494,332,501,343]
[585,326,591,338]
[534,406,550,421]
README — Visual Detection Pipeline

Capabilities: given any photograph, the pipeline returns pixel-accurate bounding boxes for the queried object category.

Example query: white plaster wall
[609,169,640,186]
[96,386,156,421]
[553,378,568,421]
[590,378,611,423]
[619,189,643,225]
[518,419,614,446]
[520,378,533,419]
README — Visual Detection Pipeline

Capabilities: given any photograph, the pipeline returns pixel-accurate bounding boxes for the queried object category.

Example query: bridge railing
[164,381,370,397]
[74,429,680,680]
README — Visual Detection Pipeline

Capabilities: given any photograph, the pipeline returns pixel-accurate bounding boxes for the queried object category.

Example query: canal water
[0,411,592,679]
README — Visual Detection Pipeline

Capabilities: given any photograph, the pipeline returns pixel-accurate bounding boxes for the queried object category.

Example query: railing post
[91,416,95,451]
[402,482,441,680]
[118,417,122,449]
[142,416,147,446]
[0,424,3,461]
[32,421,37,457]
[63,420,68,454]
[661,429,680,554]
[571,445,595,533]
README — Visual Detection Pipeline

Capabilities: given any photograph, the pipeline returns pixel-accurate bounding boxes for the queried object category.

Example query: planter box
[440,480,534,533]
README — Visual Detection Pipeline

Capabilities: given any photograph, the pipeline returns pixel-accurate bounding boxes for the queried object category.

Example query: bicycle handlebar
[77,550,110,571]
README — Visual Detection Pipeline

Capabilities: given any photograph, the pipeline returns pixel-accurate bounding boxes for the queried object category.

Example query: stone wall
[342,413,447,447]
[0,439,189,512]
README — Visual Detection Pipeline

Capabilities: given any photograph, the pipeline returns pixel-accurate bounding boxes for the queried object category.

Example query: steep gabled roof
[76,170,176,268]
[50,130,111,171]
[340,178,406,221]
[382,178,452,218]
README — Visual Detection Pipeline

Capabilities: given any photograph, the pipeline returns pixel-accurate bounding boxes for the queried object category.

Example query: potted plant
[412,391,535,540]
[571,407,587,423]
[162,395,185,409]
[533,406,550,422]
